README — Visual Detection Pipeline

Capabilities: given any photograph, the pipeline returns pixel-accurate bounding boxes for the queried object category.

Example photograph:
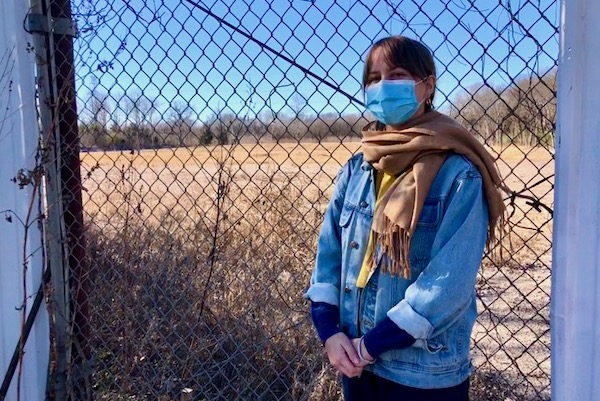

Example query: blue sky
[73,0,559,122]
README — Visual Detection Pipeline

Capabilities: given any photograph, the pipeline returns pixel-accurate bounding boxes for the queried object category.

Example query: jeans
[342,371,470,401]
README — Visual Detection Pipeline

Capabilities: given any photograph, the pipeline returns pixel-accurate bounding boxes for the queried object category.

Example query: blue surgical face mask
[365,79,425,126]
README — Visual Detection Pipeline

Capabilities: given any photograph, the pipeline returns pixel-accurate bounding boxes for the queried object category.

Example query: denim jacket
[305,152,489,389]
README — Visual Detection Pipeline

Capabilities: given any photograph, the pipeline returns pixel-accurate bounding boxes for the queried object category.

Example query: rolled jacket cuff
[387,299,434,340]
[304,283,339,306]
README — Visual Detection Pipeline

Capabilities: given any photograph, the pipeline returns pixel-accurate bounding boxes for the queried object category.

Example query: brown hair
[363,36,437,111]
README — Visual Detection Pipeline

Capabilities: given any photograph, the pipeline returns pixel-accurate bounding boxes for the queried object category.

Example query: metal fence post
[48,0,91,398]
[27,1,70,399]
[552,0,600,399]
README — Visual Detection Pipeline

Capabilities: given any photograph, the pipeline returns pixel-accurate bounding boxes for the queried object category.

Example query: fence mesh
[49,0,558,399]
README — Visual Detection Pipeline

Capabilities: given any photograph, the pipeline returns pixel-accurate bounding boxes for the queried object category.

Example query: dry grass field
[81,141,554,237]
[80,141,553,400]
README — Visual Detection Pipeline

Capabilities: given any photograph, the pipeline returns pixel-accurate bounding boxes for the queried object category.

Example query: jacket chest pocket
[339,205,354,228]
[410,199,443,263]
[416,199,443,227]
[338,205,356,255]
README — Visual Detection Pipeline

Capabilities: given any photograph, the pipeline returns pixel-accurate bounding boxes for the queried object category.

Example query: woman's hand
[324,332,363,377]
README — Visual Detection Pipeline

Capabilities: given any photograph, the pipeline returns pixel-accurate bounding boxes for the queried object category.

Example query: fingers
[324,333,364,378]
[341,337,361,366]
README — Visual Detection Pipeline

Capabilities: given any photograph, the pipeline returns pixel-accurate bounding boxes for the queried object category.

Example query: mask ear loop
[411,78,427,110]
[416,76,435,111]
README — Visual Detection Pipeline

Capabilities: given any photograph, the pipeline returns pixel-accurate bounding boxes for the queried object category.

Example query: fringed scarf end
[485,210,509,267]
[375,221,412,279]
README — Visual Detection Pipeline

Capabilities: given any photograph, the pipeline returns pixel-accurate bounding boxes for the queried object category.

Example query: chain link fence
[40,0,558,399]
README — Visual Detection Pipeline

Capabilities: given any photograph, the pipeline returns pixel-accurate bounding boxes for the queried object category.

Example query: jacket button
[342,325,349,333]
[344,287,351,293]
[350,241,359,249]
[359,201,368,208]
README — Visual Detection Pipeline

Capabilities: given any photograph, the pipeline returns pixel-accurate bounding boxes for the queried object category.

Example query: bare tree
[121,90,159,150]
[168,100,195,146]
[288,93,307,118]
[80,89,111,148]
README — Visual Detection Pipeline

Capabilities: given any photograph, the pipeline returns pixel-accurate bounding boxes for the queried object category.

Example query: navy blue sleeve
[310,302,342,344]
[363,317,416,358]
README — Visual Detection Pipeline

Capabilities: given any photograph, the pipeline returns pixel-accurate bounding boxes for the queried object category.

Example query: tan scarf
[361,111,510,279]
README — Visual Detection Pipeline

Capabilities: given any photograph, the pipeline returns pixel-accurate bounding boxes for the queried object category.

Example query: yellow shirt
[356,171,395,288]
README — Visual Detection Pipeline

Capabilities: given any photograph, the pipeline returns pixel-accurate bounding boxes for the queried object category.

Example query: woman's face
[365,47,436,127]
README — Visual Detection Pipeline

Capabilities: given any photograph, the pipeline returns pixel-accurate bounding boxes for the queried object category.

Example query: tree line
[79,90,367,150]
[449,68,556,147]
[79,69,556,151]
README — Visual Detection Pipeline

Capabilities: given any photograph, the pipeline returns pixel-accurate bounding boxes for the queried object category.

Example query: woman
[304,35,508,400]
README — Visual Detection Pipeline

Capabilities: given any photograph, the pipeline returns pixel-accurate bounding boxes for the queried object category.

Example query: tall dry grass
[85,160,341,400]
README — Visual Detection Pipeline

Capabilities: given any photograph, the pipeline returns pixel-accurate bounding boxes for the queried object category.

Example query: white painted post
[0,1,49,400]
[552,0,600,400]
